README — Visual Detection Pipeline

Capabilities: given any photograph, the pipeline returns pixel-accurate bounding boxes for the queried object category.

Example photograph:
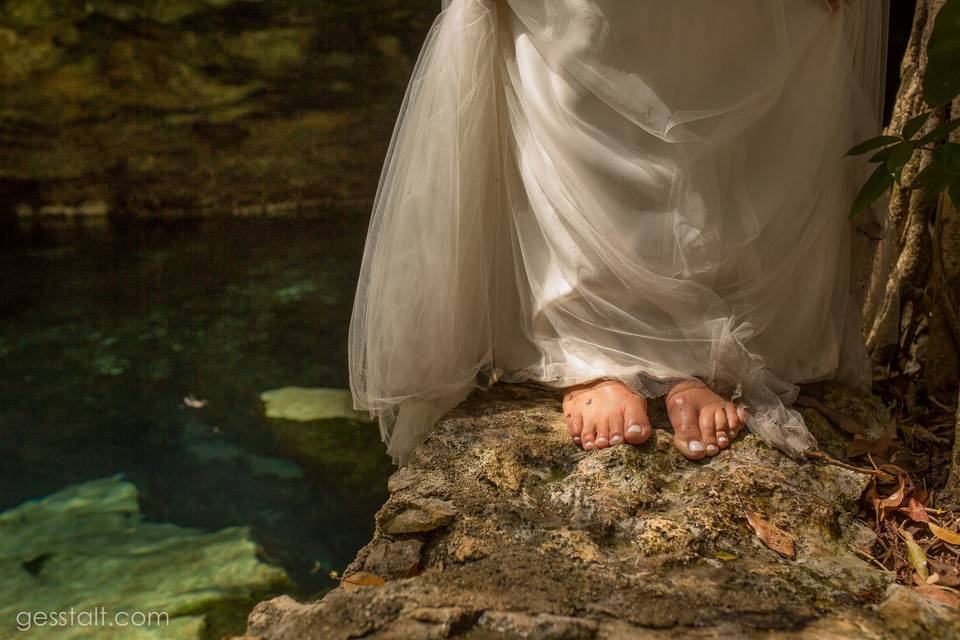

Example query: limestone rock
[378,498,457,535]
[246,384,960,639]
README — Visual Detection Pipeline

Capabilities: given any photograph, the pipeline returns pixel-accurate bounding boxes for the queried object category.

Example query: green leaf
[917,118,960,144]
[850,163,894,219]
[902,112,932,139]
[846,135,901,157]
[900,528,929,580]
[933,142,960,175]
[869,146,895,163]
[923,0,960,105]
[885,143,916,184]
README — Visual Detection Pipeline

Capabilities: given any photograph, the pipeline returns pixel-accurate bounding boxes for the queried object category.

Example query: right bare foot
[562,379,653,451]
[665,379,747,460]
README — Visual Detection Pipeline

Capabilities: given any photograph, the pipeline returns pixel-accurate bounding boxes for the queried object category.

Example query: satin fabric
[350,0,889,465]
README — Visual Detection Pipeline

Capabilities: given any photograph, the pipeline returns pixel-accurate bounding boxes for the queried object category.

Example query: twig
[804,449,889,478]
[850,545,892,571]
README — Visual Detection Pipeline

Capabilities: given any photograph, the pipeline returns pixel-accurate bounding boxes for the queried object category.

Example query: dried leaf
[847,437,902,460]
[898,498,930,524]
[745,510,796,559]
[183,395,208,409]
[930,521,960,545]
[910,424,949,445]
[875,465,913,522]
[795,395,866,435]
[340,571,386,592]
[714,550,737,561]
[914,584,960,608]
[900,528,929,580]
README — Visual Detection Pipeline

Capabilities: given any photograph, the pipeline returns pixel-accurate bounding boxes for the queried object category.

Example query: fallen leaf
[930,521,960,545]
[714,550,737,561]
[914,584,960,608]
[910,424,949,445]
[875,465,913,522]
[340,571,386,592]
[898,498,930,523]
[847,437,902,460]
[745,510,796,559]
[183,395,208,409]
[796,395,866,435]
[900,528,929,580]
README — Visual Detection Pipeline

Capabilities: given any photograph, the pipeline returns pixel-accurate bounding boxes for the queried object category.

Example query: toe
[728,406,747,440]
[608,411,625,446]
[568,412,584,445]
[581,420,597,451]
[699,409,719,457]
[595,417,610,449]
[715,408,729,449]
[673,410,706,460]
[623,399,652,445]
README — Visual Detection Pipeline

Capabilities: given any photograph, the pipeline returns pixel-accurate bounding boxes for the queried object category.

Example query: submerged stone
[259,387,371,423]
[0,475,290,638]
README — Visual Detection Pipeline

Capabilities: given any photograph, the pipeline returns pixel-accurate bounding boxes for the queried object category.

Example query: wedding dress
[349,0,890,466]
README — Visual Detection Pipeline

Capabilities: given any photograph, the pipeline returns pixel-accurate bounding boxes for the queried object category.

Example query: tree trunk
[859,0,960,506]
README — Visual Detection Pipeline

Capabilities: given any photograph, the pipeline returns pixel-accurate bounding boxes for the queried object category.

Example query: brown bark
[861,0,960,505]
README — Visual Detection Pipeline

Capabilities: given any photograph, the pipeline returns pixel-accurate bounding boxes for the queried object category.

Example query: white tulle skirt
[349,0,890,466]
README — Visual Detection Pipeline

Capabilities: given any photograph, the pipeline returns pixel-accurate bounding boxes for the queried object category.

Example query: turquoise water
[0,214,394,599]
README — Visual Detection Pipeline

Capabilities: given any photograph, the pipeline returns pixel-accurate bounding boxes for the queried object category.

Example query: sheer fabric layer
[350,0,889,465]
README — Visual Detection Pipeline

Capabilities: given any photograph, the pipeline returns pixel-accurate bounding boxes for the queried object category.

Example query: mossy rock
[0,475,290,639]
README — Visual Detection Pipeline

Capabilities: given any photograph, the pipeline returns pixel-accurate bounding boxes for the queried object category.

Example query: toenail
[596,437,607,445]
[584,441,594,450]
[688,440,705,453]
[717,436,727,444]
[627,424,645,434]
[573,436,581,443]
[706,444,718,454]
[611,435,623,444]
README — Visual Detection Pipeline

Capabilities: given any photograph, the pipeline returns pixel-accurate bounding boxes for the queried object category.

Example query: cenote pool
[0,214,395,636]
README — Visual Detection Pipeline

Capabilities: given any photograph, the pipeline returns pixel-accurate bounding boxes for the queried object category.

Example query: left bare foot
[665,379,747,460]
[562,379,653,451]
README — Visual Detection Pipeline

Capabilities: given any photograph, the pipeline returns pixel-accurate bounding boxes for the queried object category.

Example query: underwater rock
[0,475,289,638]
[261,387,392,490]
[260,387,371,423]
[245,383,960,639]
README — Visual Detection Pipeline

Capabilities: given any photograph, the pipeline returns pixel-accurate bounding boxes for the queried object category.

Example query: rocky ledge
[244,383,960,639]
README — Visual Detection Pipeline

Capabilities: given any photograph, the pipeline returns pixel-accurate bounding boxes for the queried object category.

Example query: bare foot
[665,379,747,460]
[562,379,652,451]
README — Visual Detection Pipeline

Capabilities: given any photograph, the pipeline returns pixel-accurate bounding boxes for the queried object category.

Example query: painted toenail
[596,437,607,445]
[706,444,718,454]
[611,435,623,444]
[627,424,645,434]
[688,440,705,453]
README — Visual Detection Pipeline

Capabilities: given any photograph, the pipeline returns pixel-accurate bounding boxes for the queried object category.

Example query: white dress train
[349,0,890,466]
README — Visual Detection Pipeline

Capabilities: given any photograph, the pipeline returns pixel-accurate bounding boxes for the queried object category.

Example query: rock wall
[0,0,437,218]
[243,384,960,639]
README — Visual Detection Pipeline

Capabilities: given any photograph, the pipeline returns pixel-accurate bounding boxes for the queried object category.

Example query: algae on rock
[0,475,290,639]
